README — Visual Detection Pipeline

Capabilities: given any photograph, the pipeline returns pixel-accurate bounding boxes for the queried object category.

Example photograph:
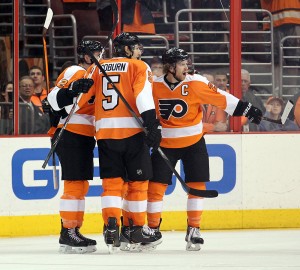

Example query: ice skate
[119,225,130,251]
[75,227,97,253]
[147,218,162,251]
[127,224,162,252]
[59,227,88,254]
[103,217,120,254]
[185,226,204,251]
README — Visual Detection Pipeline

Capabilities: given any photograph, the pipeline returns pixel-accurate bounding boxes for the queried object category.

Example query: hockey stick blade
[86,48,219,198]
[261,100,294,125]
[157,148,218,198]
[281,100,293,124]
[43,8,53,35]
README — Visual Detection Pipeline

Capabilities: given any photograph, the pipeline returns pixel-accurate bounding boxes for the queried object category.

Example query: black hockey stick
[261,100,294,124]
[42,0,119,169]
[85,49,218,198]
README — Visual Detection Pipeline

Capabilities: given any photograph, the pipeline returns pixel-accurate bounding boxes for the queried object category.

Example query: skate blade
[107,244,118,254]
[186,242,201,251]
[87,245,97,253]
[120,242,130,251]
[141,238,163,251]
[129,238,163,252]
[59,244,88,254]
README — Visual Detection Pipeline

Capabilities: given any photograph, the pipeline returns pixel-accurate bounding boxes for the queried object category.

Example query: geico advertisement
[0,135,243,216]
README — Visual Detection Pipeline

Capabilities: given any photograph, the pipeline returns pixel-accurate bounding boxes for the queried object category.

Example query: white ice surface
[0,229,299,270]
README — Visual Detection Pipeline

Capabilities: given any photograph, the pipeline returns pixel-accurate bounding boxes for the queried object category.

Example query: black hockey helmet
[113,32,141,57]
[77,40,103,59]
[162,47,189,65]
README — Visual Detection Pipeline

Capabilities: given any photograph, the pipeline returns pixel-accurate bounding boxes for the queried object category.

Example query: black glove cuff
[141,109,157,128]
[57,88,75,108]
[232,100,252,117]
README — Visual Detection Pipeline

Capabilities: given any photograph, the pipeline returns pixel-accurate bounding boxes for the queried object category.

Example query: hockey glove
[144,119,162,151]
[67,78,94,97]
[233,101,262,124]
[41,98,51,114]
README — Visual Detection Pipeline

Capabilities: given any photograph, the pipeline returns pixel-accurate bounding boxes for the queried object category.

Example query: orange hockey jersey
[153,74,240,148]
[47,65,95,137]
[77,57,155,140]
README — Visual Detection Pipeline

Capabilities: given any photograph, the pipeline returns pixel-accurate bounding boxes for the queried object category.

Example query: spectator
[3,81,13,102]
[202,71,230,132]
[202,73,228,132]
[259,96,299,131]
[0,81,13,119]
[150,56,164,79]
[18,76,50,134]
[122,0,156,63]
[260,0,300,65]
[260,0,300,95]
[241,69,266,131]
[97,0,113,32]
[29,66,47,111]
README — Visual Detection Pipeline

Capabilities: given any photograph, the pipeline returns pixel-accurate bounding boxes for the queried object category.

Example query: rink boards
[0,133,300,236]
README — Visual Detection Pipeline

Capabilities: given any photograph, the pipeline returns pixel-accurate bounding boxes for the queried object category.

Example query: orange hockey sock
[123,180,148,226]
[60,180,87,228]
[186,182,206,228]
[147,182,168,228]
[101,177,124,226]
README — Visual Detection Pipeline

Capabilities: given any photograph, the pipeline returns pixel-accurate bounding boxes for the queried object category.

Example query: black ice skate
[148,218,162,251]
[119,225,130,251]
[75,227,97,253]
[185,226,204,251]
[128,222,162,252]
[59,227,88,254]
[103,217,120,253]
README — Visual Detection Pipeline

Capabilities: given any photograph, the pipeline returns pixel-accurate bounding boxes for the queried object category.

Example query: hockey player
[47,40,102,254]
[77,32,162,252]
[147,47,263,251]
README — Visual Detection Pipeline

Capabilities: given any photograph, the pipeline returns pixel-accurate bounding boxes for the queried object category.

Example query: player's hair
[113,32,141,58]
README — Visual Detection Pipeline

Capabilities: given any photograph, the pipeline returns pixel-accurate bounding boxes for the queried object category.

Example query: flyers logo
[208,82,217,92]
[57,78,68,88]
[158,99,188,120]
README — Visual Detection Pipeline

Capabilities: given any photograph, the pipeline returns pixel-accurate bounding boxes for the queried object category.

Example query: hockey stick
[42,8,58,189]
[42,0,119,169]
[85,48,218,198]
[261,100,294,124]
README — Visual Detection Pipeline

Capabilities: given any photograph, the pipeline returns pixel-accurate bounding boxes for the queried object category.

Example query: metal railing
[138,35,170,63]
[174,9,275,98]
[20,0,51,56]
[0,1,13,36]
[51,14,78,79]
[279,36,300,99]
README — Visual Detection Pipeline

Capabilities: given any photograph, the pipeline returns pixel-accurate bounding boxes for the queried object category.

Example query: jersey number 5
[102,75,120,110]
